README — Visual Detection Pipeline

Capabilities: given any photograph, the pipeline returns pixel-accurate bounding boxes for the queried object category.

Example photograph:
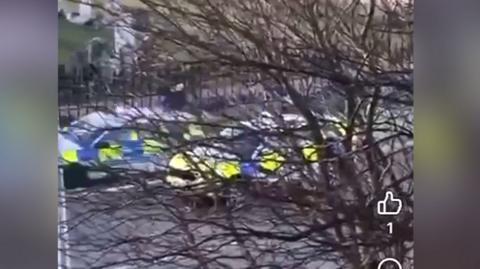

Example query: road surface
[59,179,339,269]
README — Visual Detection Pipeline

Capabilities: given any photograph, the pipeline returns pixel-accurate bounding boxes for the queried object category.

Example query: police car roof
[116,106,216,123]
[73,111,127,130]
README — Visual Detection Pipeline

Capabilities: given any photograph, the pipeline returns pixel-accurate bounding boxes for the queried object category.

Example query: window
[138,130,155,139]
[99,129,136,142]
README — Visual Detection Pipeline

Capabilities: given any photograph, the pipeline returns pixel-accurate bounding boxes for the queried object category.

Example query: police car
[59,126,167,190]
[164,113,314,189]
[58,111,172,190]
[159,111,362,207]
[59,109,217,190]
[206,112,356,182]
[165,125,281,193]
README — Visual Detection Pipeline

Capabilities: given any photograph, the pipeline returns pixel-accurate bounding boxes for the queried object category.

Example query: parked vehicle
[58,110,202,190]
[59,125,167,190]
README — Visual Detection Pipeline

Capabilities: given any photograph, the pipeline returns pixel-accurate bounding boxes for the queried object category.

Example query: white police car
[59,111,168,190]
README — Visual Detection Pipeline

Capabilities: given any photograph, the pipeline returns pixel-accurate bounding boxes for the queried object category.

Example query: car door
[93,129,137,162]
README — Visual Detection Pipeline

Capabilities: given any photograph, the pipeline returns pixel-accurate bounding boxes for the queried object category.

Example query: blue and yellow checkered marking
[60,139,165,163]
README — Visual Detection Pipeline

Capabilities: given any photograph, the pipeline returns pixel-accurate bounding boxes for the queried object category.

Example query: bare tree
[59,0,413,268]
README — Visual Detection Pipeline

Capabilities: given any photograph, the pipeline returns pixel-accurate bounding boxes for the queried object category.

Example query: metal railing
[58,70,332,126]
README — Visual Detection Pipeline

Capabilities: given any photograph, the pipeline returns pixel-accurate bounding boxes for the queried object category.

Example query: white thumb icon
[377,191,402,216]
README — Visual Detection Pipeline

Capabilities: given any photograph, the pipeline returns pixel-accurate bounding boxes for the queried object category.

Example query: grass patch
[59,16,114,64]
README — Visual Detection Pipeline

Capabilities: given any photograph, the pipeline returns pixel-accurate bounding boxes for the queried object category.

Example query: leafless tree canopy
[59,0,413,268]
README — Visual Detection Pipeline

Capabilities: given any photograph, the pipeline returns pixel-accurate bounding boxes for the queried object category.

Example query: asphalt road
[59,180,339,269]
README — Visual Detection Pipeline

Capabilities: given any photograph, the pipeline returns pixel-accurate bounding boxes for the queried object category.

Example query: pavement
[61,186,178,269]
[59,178,340,269]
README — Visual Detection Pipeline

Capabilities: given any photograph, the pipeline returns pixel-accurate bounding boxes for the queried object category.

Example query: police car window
[68,122,93,135]
[100,129,134,142]
[220,127,244,138]
[138,130,157,139]
[231,133,262,160]
[163,122,186,138]
[75,130,104,146]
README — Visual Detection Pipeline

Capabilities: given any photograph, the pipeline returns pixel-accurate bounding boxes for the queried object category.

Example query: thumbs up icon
[377,191,402,216]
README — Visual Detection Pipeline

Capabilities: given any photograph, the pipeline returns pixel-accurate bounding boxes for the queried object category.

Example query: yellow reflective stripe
[98,143,122,162]
[143,139,164,153]
[169,153,190,171]
[183,124,205,141]
[331,116,361,139]
[333,120,361,144]
[62,149,78,162]
[170,152,208,171]
[302,145,319,162]
[216,161,240,179]
[188,124,205,137]
[98,148,122,162]
[130,130,139,140]
[260,151,285,171]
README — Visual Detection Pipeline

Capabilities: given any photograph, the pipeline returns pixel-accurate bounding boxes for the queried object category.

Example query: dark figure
[162,87,186,110]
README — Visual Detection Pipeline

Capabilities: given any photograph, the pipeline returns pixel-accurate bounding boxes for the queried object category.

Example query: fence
[59,74,270,125]
[58,71,331,126]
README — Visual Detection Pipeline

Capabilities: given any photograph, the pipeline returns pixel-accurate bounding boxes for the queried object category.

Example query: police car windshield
[75,130,105,146]
[227,131,263,160]
[66,122,106,146]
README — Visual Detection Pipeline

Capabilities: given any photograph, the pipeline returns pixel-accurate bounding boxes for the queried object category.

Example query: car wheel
[62,163,89,190]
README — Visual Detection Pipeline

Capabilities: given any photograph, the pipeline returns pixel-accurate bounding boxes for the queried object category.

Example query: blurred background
[416,0,480,268]
[0,1,58,268]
